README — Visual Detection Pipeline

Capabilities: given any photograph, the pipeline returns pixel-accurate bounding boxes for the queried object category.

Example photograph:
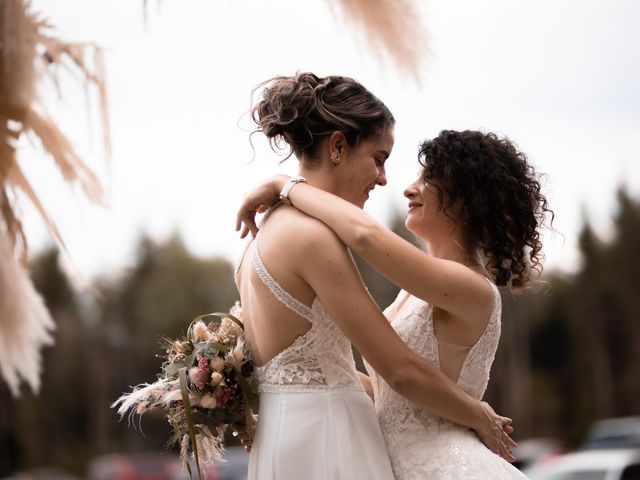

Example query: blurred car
[583,417,640,450]
[4,467,82,480]
[511,437,565,471]
[524,448,640,480]
[87,453,219,480]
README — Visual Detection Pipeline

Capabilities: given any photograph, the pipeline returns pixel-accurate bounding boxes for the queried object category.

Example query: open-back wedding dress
[236,225,395,480]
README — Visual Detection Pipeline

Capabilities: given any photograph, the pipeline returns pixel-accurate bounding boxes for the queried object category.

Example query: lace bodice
[365,284,523,479]
[236,238,363,395]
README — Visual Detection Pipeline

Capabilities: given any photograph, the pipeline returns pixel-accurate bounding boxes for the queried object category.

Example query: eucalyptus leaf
[164,361,187,377]
[209,342,228,353]
[165,348,198,377]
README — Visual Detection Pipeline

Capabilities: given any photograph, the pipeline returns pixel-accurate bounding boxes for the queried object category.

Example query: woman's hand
[474,401,517,462]
[236,175,289,239]
[357,372,374,402]
[231,414,258,453]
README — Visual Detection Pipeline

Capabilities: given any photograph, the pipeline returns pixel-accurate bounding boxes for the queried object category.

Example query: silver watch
[279,176,308,205]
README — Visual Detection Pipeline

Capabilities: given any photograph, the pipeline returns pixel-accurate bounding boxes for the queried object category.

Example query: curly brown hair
[251,72,394,165]
[418,130,553,290]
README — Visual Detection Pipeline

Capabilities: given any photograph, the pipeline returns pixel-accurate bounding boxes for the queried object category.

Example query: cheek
[359,156,378,178]
[349,166,375,189]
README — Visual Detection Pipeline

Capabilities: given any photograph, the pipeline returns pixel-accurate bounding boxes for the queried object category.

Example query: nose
[376,166,387,187]
[404,181,418,199]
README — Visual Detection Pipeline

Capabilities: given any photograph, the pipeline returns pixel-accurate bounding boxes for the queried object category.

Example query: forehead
[359,127,395,152]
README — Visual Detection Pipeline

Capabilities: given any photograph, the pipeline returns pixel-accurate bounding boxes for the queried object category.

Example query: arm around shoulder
[298,222,486,428]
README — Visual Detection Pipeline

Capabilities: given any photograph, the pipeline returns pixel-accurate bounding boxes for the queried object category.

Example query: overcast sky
[20,0,640,282]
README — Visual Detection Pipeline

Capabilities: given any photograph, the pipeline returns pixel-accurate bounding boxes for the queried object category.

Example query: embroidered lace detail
[253,297,363,394]
[366,284,526,479]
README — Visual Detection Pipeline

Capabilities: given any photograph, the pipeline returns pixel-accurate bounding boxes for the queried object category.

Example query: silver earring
[333,153,341,163]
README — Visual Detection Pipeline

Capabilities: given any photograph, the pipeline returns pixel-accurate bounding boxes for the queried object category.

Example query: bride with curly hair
[238,125,551,479]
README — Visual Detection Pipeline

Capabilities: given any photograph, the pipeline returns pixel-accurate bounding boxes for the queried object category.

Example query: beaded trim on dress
[251,242,316,324]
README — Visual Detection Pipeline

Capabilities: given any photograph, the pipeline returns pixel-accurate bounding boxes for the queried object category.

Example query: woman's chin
[404,217,416,233]
[354,196,367,209]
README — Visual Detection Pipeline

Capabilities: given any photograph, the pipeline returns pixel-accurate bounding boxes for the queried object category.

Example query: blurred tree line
[1,187,639,475]
[485,187,640,446]
[0,235,239,476]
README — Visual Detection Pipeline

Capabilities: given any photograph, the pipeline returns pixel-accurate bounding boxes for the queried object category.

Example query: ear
[327,131,348,164]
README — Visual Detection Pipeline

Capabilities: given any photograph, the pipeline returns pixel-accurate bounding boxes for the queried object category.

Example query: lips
[408,201,423,211]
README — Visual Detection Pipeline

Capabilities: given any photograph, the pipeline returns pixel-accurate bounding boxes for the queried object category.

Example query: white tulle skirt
[248,390,395,480]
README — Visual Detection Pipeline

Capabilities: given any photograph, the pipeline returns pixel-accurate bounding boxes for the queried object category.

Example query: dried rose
[210,372,223,386]
[211,356,225,372]
[188,367,200,385]
[200,394,217,409]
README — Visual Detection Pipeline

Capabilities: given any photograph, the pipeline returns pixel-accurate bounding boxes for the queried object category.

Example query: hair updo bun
[252,72,394,164]
[418,130,553,290]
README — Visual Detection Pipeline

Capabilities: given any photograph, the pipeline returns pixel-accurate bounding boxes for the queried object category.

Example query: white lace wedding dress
[237,237,395,480]
[366,283,529,479]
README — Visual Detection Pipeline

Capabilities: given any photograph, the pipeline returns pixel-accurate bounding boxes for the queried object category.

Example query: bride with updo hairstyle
[235,72,517,480]
[252,72,395,169]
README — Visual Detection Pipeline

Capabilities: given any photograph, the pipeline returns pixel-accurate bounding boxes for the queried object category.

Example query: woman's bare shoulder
[258,206,351,281]
[262,206,343,247]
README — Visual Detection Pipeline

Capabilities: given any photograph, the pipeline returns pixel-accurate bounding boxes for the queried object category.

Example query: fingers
[503,433,517,450]
[476,411,516,462]
[499,417,516,449]
[241,436,253,453]
[232,427,254,453]
[478,403,517,461]
[499,444,515,463]
[237,214,259,239]
[496,428,516,462]
[490,435,511,462]
[249,221,259,238]
[236,202,263,240]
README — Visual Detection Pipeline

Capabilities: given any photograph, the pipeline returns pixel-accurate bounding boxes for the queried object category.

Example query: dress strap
[483,277,501,321]
[251,239,316,324]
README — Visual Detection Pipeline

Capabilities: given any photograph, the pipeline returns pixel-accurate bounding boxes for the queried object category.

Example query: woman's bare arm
[286,217,515,461]
[236,176,493,324]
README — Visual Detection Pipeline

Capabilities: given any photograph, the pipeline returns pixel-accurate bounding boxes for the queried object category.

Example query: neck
[298,164,341,197]
[421,227,482,270]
